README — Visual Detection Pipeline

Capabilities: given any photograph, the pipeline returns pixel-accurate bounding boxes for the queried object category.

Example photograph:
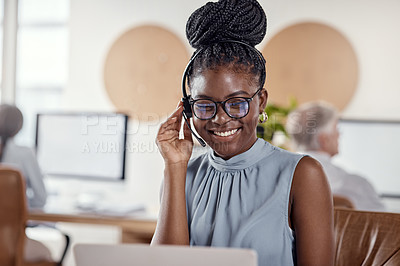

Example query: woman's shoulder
[295,156,325,175]
[292,156,330,195]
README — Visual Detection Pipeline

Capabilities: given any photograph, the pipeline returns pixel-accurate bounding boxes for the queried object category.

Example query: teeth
[214,129,238,137]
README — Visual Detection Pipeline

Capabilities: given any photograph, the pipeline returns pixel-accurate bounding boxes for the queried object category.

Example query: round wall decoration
[262,22,358,111]
[104,25,189,121]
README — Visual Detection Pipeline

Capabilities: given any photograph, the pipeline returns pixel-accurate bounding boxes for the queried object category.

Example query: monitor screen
[35,112,128,181]
[333,119,400,196]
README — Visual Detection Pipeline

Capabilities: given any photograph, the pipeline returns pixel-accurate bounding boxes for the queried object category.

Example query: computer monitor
[334,119,400,196]
[35,112,128,181]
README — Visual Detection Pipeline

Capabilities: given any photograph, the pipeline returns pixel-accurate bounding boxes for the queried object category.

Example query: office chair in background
[0,166,70,266]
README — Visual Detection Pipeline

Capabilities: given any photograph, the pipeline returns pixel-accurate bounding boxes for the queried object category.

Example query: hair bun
[186,0,267,49]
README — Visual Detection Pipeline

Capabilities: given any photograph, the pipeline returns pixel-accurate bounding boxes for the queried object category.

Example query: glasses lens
[193,100,216,119]
[225,98,249,118]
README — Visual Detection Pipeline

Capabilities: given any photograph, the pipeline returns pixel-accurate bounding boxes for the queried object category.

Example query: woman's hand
[156,102,194,165]
[152,102,192,245]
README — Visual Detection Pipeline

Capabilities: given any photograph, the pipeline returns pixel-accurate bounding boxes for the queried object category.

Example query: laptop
[74,243,258,266]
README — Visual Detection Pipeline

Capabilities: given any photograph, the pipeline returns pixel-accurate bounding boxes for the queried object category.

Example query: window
[0,0,4,90]
[15,0,69,146]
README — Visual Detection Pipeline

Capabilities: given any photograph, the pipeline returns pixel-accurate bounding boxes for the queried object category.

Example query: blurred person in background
[286,101,385,211]
[0,103,53,261]
[0,103,47,209]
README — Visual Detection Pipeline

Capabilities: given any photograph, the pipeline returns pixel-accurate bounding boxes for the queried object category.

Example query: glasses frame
[189,87,263,120]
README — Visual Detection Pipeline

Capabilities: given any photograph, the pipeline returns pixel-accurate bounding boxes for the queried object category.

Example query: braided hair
[186,0,267,88]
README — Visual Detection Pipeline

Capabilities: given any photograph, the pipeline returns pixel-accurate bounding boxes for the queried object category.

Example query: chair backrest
[0,166,27,266]
[334,208,400,266]
[333,194,355,209]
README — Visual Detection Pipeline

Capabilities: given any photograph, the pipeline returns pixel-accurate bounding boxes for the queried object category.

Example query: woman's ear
[259,88,268,111]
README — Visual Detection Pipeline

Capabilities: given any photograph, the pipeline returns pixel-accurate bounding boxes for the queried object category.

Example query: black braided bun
[185,0,267,87]
[186,0,266,48]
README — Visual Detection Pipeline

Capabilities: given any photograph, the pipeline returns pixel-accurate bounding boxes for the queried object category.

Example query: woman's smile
[212,128,239,137]
[208,127,242,143]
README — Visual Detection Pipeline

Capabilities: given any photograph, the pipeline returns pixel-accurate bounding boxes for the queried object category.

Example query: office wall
[66,0,400,209]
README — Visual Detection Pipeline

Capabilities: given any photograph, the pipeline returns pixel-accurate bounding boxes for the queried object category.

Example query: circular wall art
[104,25,189,121]
[262,22,358,111]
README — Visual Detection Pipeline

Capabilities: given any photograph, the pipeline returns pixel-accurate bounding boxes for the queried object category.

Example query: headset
[181,40,266,147]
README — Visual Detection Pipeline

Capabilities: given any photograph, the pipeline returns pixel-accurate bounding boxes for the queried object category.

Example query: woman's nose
[212,104,230,124]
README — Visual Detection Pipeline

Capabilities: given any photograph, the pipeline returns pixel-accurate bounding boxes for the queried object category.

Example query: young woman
[151,1,334,265]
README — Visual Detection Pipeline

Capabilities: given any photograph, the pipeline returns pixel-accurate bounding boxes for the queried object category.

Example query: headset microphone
[182,110,206,147]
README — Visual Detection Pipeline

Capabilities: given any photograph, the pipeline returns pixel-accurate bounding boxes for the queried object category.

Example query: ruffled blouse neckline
[208,138,270,171]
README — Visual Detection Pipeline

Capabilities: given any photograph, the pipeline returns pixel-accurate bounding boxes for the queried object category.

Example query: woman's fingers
[168,102,184,120]
[160,117,178,131]
[158,114,180,135]
[156,101,194,163]
[157,129,179,142]
[159,101,187,135]
[161,103,183,131]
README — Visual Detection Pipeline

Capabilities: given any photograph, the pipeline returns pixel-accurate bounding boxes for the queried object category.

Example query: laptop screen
[35,112,128,181]
[74,244,257,266]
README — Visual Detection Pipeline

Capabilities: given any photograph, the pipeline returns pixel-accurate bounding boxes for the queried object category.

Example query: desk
[28,210,157,244]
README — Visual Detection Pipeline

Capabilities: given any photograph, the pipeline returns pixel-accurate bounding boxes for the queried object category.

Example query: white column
[1,0,18,104]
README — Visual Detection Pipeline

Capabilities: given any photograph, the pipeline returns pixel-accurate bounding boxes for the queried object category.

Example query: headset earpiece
[182,96,193,119]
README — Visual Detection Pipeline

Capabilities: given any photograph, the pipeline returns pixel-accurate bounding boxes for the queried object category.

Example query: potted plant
[257,97,297,149]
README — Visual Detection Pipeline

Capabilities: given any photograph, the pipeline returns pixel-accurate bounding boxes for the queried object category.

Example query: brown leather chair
[333,194,355,209]
[0,166,69,266]
[334,208,400,266]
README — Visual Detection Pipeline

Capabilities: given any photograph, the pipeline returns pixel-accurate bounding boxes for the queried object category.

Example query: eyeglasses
[189,88,262,120]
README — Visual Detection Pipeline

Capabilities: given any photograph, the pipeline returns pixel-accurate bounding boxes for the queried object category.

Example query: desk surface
[28,210,157,243]
[32,182,158,229]
[28,210,156,231]
[30,178,159,243]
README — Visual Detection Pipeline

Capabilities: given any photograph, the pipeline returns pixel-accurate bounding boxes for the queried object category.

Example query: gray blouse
[186,138,305,266]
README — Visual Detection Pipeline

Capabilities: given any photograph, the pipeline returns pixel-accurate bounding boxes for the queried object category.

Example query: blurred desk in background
[28,210,157,244]
[29,177,158,243]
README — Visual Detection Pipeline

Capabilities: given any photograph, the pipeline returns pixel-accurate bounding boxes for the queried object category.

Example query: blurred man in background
[286,101,385,211]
